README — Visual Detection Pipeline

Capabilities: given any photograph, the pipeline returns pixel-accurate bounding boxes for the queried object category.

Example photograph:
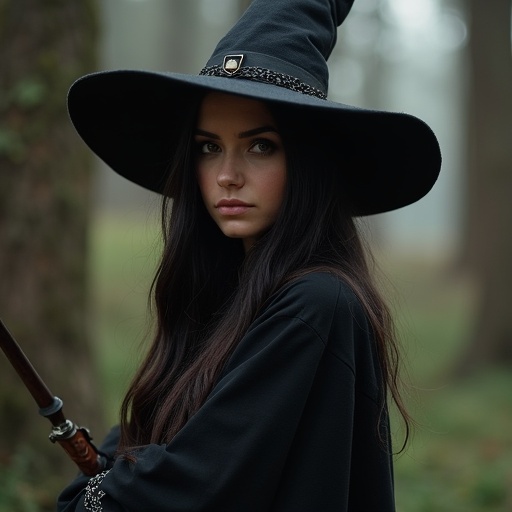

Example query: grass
[393,367,512,511]
[9,212,509,512]
[382,258,512,511]
[88,211,161,419]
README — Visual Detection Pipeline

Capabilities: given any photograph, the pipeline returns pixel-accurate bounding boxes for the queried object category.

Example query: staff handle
[0,319,106,476]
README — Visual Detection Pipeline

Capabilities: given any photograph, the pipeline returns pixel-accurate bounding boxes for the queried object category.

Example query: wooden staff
[0,318,106,476]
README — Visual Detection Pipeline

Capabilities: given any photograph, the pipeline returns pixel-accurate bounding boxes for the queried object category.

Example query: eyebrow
[194,126,278,139]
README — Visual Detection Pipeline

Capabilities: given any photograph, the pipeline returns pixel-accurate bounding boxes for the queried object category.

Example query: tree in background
[457,0,512,373]
[239,0,252,12]
[0,1,102,509]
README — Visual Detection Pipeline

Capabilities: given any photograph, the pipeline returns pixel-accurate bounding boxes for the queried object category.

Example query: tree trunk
[456,0,512,374]
[0,1,103,509]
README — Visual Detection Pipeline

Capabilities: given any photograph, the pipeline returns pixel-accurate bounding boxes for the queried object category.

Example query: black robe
[57,272,395,511]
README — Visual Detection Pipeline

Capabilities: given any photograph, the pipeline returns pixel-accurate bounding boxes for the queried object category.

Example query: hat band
[199,65,327,100]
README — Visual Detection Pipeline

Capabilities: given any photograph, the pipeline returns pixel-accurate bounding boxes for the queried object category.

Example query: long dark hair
[118,97,411,451]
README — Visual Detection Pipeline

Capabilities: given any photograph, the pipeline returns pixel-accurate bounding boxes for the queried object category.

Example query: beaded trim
[83,470,110,512]
[199,65,327,100]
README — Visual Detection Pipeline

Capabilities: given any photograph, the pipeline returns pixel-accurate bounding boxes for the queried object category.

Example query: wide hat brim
[68,69,441,216]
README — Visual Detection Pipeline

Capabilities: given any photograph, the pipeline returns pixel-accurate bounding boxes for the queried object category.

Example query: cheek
[264,164,287,211]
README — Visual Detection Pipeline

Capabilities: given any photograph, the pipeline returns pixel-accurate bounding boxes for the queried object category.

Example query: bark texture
[0,1,102,508]
[457,0,512,373]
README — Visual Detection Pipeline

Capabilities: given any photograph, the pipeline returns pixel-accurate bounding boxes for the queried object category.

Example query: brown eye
[199,142,221,154]
[250,139,275,154]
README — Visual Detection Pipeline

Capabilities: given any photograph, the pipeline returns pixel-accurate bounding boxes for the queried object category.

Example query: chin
[222,231,249,240]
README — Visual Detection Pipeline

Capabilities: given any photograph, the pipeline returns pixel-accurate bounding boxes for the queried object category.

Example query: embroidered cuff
[83,470,110,512]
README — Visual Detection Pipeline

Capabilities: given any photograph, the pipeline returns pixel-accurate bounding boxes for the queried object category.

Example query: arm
[59,274,356,512]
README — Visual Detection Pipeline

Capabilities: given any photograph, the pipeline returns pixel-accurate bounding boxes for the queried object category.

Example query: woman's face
[195,92,287,252]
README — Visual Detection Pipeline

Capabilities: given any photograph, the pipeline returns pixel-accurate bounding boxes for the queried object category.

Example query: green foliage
[0,78,47,112]
[0,444,68,511]
[393,369,512,512]
[0,447,41,512]
[0,127,25,162]
[0,77,49,163]
[11,78,47,109]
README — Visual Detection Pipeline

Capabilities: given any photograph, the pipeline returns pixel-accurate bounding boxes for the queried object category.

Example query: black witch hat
[68,0,441,215]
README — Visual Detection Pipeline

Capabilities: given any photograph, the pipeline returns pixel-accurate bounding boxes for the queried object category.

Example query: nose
[216,154,245,188]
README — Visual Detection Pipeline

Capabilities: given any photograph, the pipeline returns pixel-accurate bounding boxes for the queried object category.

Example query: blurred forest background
[1,0,511,510]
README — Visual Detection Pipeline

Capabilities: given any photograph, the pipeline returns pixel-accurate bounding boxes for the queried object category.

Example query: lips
[215,199,252,215]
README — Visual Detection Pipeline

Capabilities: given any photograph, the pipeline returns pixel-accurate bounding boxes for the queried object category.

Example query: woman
[58,0,441,510]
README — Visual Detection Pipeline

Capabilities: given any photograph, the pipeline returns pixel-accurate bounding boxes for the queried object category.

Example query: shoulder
[268,271,364,317]
[258,271,367,342]
[224,271,373,379]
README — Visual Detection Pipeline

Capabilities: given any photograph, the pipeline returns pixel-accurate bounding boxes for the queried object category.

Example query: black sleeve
[58,275,355,512]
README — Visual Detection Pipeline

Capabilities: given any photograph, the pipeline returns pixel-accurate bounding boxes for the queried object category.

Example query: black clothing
[58,272,395,511]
